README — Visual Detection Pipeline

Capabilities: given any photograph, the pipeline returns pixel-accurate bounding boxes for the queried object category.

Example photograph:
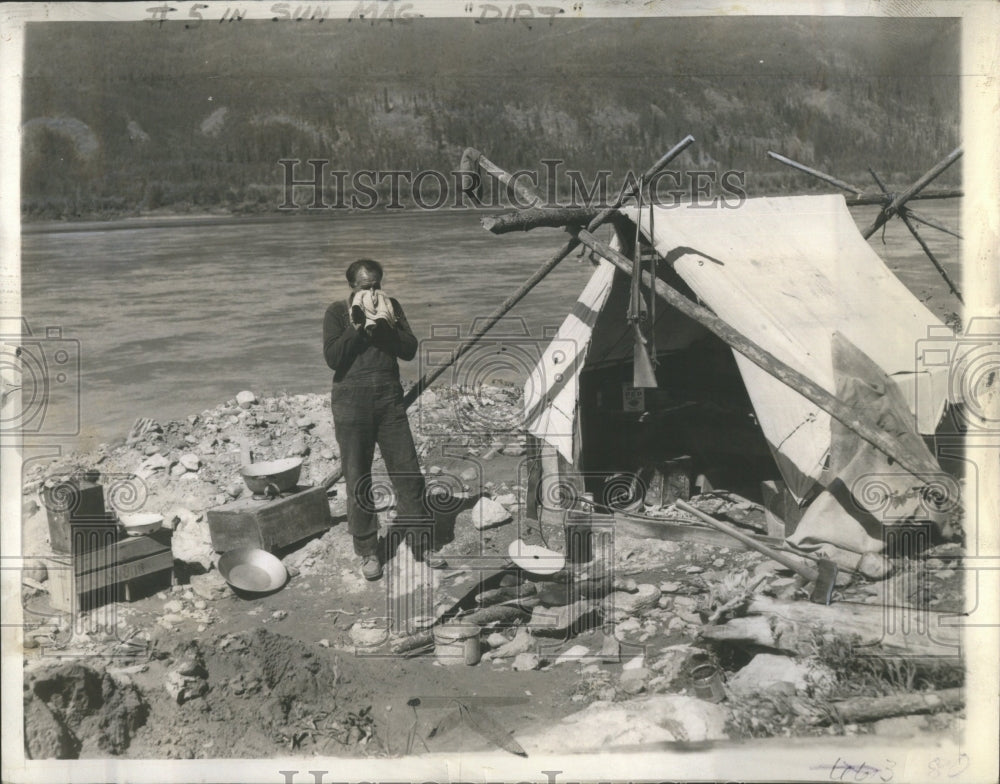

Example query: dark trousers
[330,379,428,556]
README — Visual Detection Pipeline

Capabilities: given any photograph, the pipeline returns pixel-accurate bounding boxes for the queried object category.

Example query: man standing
[323,258,441,580]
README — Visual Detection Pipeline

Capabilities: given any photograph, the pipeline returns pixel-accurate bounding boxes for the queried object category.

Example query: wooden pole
[572,227,943,484]
[903,207,962,239]
[869,168,963,304]
[845,189,962,207]
[766,151,865,196]
[463,148,545,208]
[319,137,696,491]
[861,147,963,239]
[482,206,602,234]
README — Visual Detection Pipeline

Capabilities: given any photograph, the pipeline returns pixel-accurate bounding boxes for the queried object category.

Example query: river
[19,201,961,453]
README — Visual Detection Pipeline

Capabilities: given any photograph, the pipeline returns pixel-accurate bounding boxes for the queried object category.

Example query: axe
[674,499,838,604]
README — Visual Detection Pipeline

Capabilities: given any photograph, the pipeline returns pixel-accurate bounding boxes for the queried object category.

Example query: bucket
[433,622,481,666]
[690,663,726,703]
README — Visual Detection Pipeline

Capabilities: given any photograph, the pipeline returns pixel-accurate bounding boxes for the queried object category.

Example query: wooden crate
[206,485,331,553]
[47,528,175,613]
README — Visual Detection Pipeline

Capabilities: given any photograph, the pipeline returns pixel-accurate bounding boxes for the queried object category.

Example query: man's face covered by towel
[350,268,396,335]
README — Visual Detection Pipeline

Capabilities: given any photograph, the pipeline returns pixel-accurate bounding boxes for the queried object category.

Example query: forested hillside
[21,16,960,219]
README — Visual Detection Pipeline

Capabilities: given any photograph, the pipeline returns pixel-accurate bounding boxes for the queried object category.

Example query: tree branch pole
[869,168,963,305]
[766,151,866,196]
[845,189,963,207]
[482,206,603,235]
[572,227,943,485]
[903,207,962,239]
[320,136,695,490]
[861,147,963,239]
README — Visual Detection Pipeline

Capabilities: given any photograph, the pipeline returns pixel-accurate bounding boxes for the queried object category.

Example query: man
[323,258,442,580]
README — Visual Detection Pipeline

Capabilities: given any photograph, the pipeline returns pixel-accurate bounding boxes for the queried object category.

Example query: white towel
[352,289,396,335]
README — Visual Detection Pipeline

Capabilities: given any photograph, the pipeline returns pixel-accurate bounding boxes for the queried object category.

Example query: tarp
[526,195,951,500]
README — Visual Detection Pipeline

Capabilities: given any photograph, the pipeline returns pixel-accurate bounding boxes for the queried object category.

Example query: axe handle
[674,500,818,582]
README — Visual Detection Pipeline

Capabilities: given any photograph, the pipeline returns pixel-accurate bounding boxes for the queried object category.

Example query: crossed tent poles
[767,147,964,305]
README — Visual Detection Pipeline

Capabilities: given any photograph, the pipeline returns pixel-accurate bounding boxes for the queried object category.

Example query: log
[391,630,435,655]
[482,206,603,234]
[818,688,964,725]
[464,605,530,626]
[572,227,944,485]
[844,189,962,206]
[747,596,961,659]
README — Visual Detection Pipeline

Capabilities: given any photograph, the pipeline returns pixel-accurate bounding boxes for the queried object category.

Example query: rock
[140,453,170,472]
[163,600,184,614]
[651,644,709,689]
[350,620,389,648]
[236,391,256,409]
[23,559,48,583]
[226,482,244,499]
[620,668,650,694]
[467,496,511,530]
[501,443,526,456]
[495,492,517,508]
[490,627,534,659]
[728,653,814,696]
[459,466,479,483]
[603,584,661,619]
[190,574,228,605]
[319,448,336,461]
[179,453,201,471]
[530,600,600,636]
[271,610,287,621]
[519,695,728,754]
[512,653,541,671]
[296,416,314,430]
[318,639,330,648]
[554,645,590,665]
[170,462,188,478]
[622,654,645,671]
[143,444,161,456]
[171,518,214,571]
[701,616,776,648]
[485,632,508,649]
[288,438,309,457]
[164,669,207,704]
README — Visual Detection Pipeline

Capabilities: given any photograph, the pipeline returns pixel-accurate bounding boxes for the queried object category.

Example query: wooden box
[206,485,331,553]
[48,527,175,613]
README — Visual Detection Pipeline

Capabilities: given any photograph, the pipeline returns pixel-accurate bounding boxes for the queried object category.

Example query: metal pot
[240,457,303,496]
[217,547,288,593]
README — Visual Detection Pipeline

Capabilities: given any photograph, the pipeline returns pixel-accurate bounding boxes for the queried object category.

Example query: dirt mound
[128,628,378,758]
[24,663,149,759]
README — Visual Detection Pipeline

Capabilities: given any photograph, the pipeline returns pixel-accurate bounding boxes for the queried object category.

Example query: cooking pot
[240,457,303,496]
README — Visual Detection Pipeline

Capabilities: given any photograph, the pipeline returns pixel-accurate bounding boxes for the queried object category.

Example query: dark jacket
[323,296,417,382]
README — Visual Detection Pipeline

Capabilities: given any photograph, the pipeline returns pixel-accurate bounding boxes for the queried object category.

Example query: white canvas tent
[524,195,954,551]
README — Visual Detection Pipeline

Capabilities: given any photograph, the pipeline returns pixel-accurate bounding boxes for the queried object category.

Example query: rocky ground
[18,385,966,760]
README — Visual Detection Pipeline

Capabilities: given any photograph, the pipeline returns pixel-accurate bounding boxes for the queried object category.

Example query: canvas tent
[524,195,955,554]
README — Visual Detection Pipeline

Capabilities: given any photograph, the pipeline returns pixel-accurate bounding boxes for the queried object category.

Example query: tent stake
[573,227,943,485]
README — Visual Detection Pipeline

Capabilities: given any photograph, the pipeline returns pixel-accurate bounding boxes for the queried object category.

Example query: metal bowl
[217,547,288,593]
[240,457,303,495]
[118,512,163,536]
